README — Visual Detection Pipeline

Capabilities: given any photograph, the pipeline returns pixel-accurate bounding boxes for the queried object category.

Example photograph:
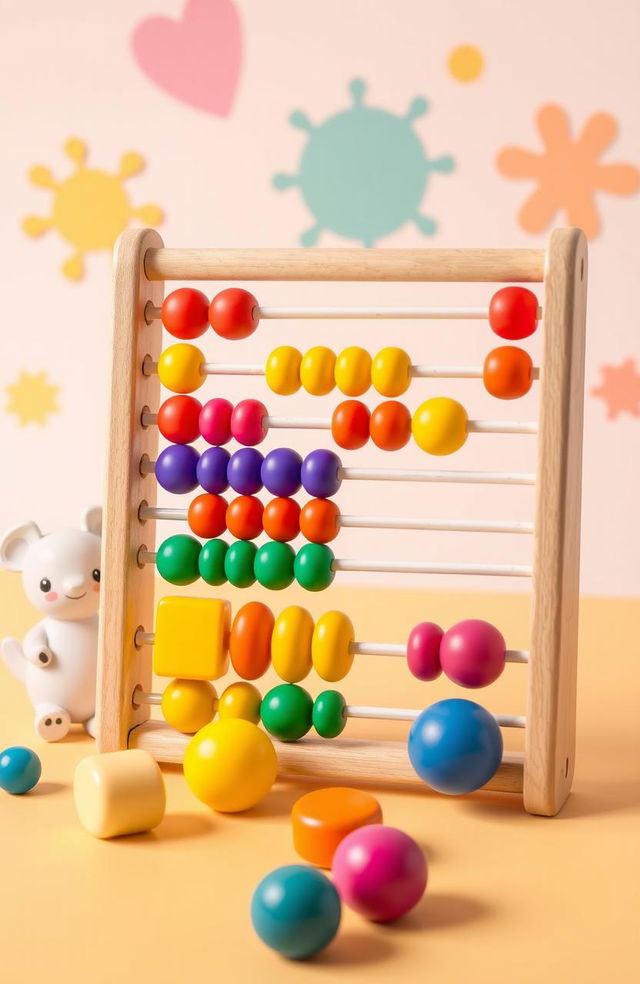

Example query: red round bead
[199,398,233,446]
[209,288,259,340]
[157,395,202,444]
[331,400,370,450]
[161,288,210,340]
[230,400,268,446]
[263,497,301,542]
[226,495,264,540]
[489,287,538,340]
[187,494,228,539]
[369,401,411,451]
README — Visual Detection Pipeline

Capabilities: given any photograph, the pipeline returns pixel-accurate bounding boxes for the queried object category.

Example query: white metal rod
[172,361,540,382]
[265,416,538,435]
[346,705,526,728]
[333,559,532,577]
[340,467,536,486]
[148,304,542,321]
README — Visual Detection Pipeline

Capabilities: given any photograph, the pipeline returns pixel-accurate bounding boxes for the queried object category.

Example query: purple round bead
[196,446,230,495]
[155,444,200,495]
[301,450,342,498]
[261,448,303,497]
[227,447,264,495]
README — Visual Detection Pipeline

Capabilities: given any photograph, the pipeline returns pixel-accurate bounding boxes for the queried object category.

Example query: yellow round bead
[371,347,411,397]
[412,397,468,455]
[265,346,302,395]
[300,346,336,396]
[271,606,314,682]
[312,611,354,682]
[161,679,218,734]
[184,719,277,813]
[157,343,205,394]
[218,681,262,724]
[334,347,372,397]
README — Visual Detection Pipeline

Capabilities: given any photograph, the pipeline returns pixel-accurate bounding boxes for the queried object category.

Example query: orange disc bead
[299,499,340,544]
[229,602,275,680]
[263,497,301,542]
[187,493,228,539]
[226,495,264,540]
[369,401,411,450]
[331,400,370,450]
[483,346,533,400]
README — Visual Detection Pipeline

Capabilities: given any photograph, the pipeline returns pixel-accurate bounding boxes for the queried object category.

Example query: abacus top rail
[143,248,546,283]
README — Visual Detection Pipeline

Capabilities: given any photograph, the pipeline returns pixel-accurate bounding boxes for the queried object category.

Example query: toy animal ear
[0,521,43,572]
[82,506,102,537]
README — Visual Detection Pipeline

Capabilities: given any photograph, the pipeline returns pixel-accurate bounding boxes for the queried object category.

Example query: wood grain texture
[144,248,545,283]
[129,720,525,794]
[96,229,164,752]
[525,229,587,816]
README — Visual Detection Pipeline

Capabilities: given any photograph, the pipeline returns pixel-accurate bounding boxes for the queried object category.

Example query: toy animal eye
[92,569,101,583]
[39,578,52,593]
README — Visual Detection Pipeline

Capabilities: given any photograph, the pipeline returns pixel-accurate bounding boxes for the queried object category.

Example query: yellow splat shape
[22,139,164,280]
[6,372,60,426]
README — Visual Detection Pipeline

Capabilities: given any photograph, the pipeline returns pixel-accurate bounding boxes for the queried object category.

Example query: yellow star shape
[6,371,60,426]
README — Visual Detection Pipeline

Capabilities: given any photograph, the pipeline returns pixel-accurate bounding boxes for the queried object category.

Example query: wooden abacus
[96,228,587,817]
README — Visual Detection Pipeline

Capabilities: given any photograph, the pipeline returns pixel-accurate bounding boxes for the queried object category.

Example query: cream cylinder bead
[73,750,166,838]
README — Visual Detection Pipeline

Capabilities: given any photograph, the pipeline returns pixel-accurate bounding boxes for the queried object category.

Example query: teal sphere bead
[224,540,257,588]
[156,534,201,585]
[294,543,335,592]
[312,690,347,738]
[254,541,295,590]
[0,746,41,795]
[251,865,341,959]
[261,684,313,741]
[198,539,229,585]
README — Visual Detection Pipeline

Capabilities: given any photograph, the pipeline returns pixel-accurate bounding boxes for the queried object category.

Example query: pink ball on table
[231,400,268,446]
[440,619,506,688]
[199,398,233,446]
[407,622,443,681]
[332,825,427,922]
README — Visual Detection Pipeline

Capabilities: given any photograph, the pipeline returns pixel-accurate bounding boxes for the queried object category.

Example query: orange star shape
[496,105,639,238]
[591,358,640,420]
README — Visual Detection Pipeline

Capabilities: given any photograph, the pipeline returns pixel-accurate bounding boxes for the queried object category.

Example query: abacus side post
[96,228,164,752]
[525,228,587,816]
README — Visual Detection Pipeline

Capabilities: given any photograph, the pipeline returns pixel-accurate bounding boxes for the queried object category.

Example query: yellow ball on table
[412,397,468,455]
[184,719,277,813]
[161,679,218,734]
[218,681,262,724]
[157,343,205,393]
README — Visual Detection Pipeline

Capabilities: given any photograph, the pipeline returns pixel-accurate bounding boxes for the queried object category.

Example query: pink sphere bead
[230,400,268,446]
[199,398,233,446]
[407,622,443,681]
[440,619,506,688]
[332,825,427,923]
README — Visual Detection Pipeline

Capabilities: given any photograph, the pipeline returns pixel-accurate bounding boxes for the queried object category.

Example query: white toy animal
[0,507,102,741]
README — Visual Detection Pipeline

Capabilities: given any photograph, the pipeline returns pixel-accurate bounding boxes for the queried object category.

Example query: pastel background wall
[1,0,638,596]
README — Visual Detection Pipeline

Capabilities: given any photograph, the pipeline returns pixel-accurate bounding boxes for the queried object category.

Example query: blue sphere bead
[261,448,302,497]
[408,698,503,795]
[196,447,230,495]
[301,449,342,498]
[155,444,200,494]
[0,746,41,795]
[227,447,264,495]
[251,865,341,959]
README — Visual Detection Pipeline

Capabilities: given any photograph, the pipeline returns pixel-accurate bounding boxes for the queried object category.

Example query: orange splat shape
[591,358,640,420]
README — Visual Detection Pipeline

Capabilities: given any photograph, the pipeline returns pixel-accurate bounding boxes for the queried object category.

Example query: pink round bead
[440,619,506,688]
[230,399,268,446]
[199,398,233,446]
[332,825,427,923]
[407,622,443,681]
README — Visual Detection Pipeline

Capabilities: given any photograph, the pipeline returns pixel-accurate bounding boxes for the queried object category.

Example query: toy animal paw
[35,706,71,742]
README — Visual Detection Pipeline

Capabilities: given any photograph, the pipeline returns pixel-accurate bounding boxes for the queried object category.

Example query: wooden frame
[97,229,587,817]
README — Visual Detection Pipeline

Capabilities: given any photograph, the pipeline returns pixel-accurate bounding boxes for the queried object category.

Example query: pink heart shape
[132,0,242,116]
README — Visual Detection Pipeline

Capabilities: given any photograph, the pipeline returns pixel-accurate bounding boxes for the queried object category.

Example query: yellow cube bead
[271,605,314,682]
[335,347,372,397]
[300,346,336,396]
[265,345,302,395]
[153,596,230,680]
[218,682,262,724]
[161,679,218,734]
[412,397,468,455]
[157,343,205,394]
[371,347,411,397]
[312,610,354,682]
[74,750,166,839]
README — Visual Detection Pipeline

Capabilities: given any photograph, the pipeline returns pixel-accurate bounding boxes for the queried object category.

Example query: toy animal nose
[63,576,87,597]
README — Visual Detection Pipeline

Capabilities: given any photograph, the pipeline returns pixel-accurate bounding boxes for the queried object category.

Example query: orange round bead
[300,499,340,544]
[369,401,411,450]
[229,602,275,680]
[226,495,264,540]
[331,400,370,450]
[263,497,301,542]
[483,346,533,400]
[187,493,228,539]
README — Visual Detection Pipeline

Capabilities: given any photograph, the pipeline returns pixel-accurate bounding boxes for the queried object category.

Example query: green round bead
[156,535,201,585]
[254,541,295,590]
[312,690,347,739]
[294,543,335,592]
[198,539,228,586]
[260,684,313,742]
[224,540,257,588]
